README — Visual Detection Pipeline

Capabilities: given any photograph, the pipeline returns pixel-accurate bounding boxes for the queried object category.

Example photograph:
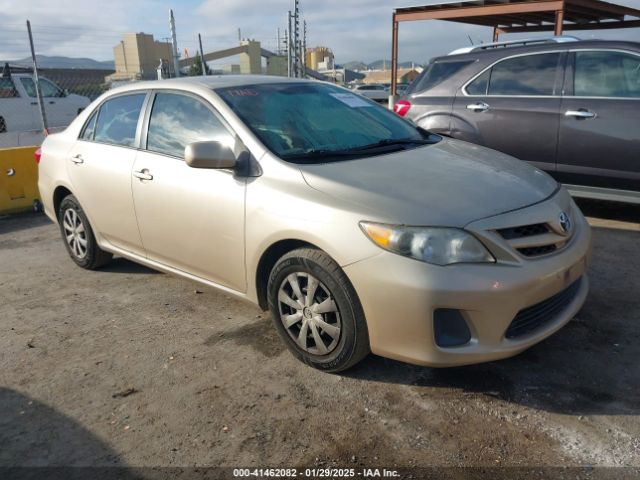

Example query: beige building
[306,47,334,71]
[106,33,173,83]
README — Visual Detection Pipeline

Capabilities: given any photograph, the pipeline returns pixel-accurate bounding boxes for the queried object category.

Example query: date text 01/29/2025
[232,468,401,478]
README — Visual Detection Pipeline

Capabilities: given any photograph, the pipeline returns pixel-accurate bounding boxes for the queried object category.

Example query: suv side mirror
[185,140,237,169]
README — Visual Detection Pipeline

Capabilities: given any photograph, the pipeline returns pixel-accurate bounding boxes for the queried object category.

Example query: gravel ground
[1,199,639,478]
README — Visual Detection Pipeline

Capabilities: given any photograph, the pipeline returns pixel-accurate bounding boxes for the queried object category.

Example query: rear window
[408,60,472,94]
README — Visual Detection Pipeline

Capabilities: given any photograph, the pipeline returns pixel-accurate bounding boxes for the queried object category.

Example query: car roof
[432,39,640,63]
[108,74,312,95]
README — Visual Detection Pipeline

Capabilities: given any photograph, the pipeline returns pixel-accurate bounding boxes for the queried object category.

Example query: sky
[1,0,639,65]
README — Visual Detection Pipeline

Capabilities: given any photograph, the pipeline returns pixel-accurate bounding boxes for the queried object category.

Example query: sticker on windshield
[330,93,373,108]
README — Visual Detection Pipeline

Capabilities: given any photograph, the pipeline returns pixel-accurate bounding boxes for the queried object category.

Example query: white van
[0,73,91,134]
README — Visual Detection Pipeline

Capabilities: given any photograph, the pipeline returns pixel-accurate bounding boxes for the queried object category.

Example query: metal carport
[390,0,640,98]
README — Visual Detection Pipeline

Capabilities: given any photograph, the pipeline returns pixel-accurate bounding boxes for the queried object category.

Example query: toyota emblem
[559,212,572,234]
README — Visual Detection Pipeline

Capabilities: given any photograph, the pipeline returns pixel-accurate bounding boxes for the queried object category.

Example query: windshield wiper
[282,137,437,162]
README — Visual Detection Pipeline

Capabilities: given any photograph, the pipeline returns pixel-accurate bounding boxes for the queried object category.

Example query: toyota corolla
[37,76,592,372]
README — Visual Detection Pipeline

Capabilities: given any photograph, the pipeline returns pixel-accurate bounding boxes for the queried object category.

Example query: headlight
[360,222,495,266]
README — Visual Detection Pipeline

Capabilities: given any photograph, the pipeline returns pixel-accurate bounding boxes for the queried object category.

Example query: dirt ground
[1,198,639,478]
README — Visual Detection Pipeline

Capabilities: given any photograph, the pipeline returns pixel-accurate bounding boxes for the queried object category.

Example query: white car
[0,73,90,133]
[351,84,389,103]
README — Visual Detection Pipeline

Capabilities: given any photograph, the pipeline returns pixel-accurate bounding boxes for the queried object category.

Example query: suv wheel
[267,248,369,372]
[58,195,112,269]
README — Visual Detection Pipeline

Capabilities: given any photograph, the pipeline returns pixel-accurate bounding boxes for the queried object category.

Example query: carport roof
[394,0,640,33]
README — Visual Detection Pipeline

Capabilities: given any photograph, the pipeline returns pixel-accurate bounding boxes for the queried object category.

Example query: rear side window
[410,60,472,94]
[0,77,18,98]
[80,111,98,140]
[574,51,640,98]
[467,53,561,96]
[94,94,145,147]
[146,92,231,158]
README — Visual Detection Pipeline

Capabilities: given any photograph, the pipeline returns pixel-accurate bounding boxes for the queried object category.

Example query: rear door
[66,93,147,256]
[556,49,640,192]
[451,51,565,171]
[131,91,246,291]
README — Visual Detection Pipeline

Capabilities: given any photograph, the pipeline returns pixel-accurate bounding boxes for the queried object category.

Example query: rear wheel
[0,117,6,133]
[58,195,112,269]
[267,248,370,372]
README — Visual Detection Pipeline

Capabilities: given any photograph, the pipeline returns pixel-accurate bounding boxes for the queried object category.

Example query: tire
[0,117,6,133]
[58,195,112,270]
[267,248,370,372]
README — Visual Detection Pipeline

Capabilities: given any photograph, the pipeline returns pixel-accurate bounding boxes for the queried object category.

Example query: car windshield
[216,82,436,162]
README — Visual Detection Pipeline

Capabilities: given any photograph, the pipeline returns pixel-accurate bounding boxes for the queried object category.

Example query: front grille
[497,223,549,240]
[517,244,557,257]
[505,279,582,339]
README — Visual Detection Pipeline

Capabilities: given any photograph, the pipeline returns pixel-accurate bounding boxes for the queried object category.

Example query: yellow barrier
[0,146,40,215]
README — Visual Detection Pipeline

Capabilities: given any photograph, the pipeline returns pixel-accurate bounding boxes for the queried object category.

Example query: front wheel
[58,195,112,270]
[267,248,370,372]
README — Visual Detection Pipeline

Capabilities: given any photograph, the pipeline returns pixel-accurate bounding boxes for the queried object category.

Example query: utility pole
[26,20,48,134]
[169,9,180,77]
[287,11,292,77]
[198,33,207,76]
[302,19,307,77]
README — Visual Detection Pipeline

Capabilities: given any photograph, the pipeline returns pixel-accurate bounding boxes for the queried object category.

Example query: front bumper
[344,192,592,367]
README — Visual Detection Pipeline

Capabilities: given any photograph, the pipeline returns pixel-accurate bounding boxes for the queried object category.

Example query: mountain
[342,61,368,71]
[3,55,114,70]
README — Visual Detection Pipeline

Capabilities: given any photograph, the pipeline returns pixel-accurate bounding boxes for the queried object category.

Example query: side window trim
[462,50,566,98]
[140,89,236,160]
[77,91,151,149]
[566,48,640,100]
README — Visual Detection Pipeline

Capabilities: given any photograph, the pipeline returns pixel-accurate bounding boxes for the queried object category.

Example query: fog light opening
[434,309,471,347]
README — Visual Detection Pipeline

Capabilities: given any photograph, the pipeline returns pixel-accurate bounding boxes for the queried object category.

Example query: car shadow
[0,387,139,479]
[574,198,640,224]
[99,257,160,275]
[0,212,52,235]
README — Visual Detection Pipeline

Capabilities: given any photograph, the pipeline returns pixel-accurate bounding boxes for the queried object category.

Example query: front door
[66,93,147,256]
[131,91,246,291]
[556,50,640,192]
[451,51,565,172]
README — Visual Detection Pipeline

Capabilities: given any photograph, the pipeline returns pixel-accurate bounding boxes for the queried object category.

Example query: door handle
[565,109,596,119]
[70,154,84,164]
[466,102,490,112]
[133,169,153,181]
[30,101,38,106]
[49,101,55,105]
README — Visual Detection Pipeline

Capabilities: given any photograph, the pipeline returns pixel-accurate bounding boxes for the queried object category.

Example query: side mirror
[185,140,237,169]
[62,88,69,97]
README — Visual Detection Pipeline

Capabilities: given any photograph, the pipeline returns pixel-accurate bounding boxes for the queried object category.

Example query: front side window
[217,82,432,161]
[574,51,640,98]
[0,78,18,98]
[146,93,231,158]
[94,94,146,147]
[20,77,63,98]
[467,53,561,96]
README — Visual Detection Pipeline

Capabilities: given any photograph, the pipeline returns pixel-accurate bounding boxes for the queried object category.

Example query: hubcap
[62,208,88,259]
[277,272,341,356]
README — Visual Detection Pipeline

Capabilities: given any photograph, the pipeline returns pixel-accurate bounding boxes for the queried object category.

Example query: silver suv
[397,37,640,204]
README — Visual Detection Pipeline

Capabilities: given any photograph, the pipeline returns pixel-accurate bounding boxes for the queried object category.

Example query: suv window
[467,53,561,96]
[410,60,472,94]
[574,51,640,98]
[94,94,146,147]
[146,92,231,158]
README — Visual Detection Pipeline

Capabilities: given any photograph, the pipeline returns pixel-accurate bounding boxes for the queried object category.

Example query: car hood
[299,138,558,227]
